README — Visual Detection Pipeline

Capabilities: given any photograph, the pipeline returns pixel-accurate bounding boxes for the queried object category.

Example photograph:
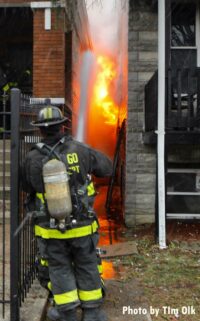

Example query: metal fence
[0,91,11,320]
[10,89,41,321]
[0,88,71,320]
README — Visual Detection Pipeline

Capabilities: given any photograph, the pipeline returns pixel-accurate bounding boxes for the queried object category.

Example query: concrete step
[0,140,10,149]
[0,149,10,161]
[0,186,10,199]
[0,211,10,222]
[0,172,10,186]
[0,160,10,171]
[0,199,10,211]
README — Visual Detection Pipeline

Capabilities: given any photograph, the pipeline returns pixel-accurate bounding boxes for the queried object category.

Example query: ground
[45,222,200,321]
[45,185,200,321]
[99,222,200,321]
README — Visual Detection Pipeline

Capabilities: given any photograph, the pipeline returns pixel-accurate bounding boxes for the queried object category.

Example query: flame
[93,55,119,125]
[86,54,120,157]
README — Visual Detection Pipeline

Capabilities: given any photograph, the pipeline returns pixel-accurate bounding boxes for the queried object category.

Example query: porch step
[168,168,200,173]
[0,172,10,186]
[0,160,10,171]
[167,213,200,220]
[167,163,200,220]
[0,210,10,222]
[0,140,10,149]
[0,186,10,199]
[0,149,10,161]
[0,199,10,211]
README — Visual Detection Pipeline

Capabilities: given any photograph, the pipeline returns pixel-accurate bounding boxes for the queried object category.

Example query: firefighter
[35,175,106,321]
[22,105,112,321]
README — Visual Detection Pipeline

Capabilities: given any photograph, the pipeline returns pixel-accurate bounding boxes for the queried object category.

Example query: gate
[0,91,11,319]
[0,88,71,320]
[10,89,41,321]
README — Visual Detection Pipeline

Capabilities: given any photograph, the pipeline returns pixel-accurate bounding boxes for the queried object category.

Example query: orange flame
[93,55,119,125]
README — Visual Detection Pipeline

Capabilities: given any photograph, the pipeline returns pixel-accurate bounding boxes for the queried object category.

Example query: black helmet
[31,106,68,127]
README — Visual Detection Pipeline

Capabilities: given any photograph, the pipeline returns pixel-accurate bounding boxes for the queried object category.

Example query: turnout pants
[46,233,103,312]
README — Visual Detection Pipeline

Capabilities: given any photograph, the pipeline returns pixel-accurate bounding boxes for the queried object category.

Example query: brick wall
[33,9,65,97]
[126,0,158,226]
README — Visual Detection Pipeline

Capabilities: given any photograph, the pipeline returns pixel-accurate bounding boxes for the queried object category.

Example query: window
[171,4,196,47]
[171,3,198,92]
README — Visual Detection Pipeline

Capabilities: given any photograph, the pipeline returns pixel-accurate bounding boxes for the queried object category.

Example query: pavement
[20,280,48,321]
[0,222,48,321]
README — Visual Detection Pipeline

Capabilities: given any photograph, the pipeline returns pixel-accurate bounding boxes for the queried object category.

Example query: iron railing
[0,92,11,319]
[105,119,126,221]
[144,67,200,132]
[10,89,41,321]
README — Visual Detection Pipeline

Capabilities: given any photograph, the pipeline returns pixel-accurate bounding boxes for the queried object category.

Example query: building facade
[126,0,200,226]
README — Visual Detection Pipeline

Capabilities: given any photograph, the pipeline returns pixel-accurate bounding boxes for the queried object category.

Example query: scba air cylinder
[43,159,72,220]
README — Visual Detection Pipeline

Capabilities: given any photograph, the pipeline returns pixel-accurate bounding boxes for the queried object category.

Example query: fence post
[10,88,21,321]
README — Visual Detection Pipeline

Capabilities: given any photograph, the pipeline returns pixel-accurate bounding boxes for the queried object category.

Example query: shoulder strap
[35,138,65,162]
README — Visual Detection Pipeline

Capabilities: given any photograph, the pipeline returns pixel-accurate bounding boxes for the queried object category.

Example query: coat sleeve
[21,155,35,193]
[21,151,44,193]
[89,148,113,177]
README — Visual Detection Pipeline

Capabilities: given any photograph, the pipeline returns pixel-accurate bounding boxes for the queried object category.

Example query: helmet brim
[30,117,68,127]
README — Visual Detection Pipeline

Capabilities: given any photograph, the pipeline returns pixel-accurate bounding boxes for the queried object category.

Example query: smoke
[83,0,128,158]
[74,1,128,158]
[86,0,119,55]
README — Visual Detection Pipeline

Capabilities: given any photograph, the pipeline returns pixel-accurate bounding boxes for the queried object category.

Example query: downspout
[157,0,167,249]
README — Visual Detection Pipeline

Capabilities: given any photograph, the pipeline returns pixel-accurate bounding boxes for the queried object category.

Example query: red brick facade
[33,9,66,98]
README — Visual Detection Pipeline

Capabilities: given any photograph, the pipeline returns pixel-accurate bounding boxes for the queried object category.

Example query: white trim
[171,46,197,50]
[168,168,200,173]
[45,8,51,30]
[167,213,200,219]
[30,1,65,9]
[31,2,52,8]
[30,98,65,104]
[157,0,167,249]
[167,192,200,196]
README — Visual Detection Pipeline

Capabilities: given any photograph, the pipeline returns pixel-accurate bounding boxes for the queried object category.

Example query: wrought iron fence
[0,92,11,320]
[10,89,41,321]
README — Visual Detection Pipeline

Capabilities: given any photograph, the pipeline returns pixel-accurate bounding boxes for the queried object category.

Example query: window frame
[170,2,199,67]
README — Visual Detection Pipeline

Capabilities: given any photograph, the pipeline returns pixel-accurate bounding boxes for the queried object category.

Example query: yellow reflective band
[43,107,52,120]
[34,220,98,239]
[47,281,52,291]
[54,289,78,305]
[78,288,102,301]
[98,264,103,274]
[87,182,95,196]
[36,193,45,204]
[40,259,48,267]
[46,106,52,119]
[43,108,47,119]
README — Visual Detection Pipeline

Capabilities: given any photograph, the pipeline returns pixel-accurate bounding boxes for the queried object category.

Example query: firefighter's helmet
[31,106,68,127]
